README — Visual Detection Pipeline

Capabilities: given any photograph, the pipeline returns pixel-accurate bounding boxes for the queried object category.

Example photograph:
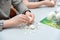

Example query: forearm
[3,19,15,28]
[23,1,45,9]
[3,18,20,29]
[0,20,14,30]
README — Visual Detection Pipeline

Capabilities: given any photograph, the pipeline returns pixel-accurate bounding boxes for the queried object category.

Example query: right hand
[3,14,30,28]
[25,11,35,24]
[9,14,30,26]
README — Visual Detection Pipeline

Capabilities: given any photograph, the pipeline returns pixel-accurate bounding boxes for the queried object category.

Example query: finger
[15,14,29,23]
[30,14,35,23]
[20,15,30,22]
[22,20,29,23]
[19,14,30,21]
[29,13,35,21]
[18,17,29,24]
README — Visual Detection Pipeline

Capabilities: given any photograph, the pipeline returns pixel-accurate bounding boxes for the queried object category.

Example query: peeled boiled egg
[47,12,56,20]
[56,13,60,21]
[50,0,55,5]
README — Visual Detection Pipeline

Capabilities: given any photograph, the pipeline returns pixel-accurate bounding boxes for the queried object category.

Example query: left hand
[25,11,35,24]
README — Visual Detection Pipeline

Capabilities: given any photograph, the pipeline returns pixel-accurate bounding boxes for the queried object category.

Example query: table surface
[1,0,60,40]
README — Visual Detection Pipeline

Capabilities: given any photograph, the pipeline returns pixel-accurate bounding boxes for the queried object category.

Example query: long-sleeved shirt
[0,0,29,31]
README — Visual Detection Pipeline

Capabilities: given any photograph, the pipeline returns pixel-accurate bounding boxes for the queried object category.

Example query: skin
[3,12,34,28]
[7,0,56,29]
[3,6,34,28]
[44,0,57,7]
[23,0,57,8]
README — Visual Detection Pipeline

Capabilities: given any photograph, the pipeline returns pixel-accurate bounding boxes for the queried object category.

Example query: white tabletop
[1,0,60,40]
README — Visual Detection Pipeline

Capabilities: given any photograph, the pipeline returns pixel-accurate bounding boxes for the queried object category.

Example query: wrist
[3,20,9,28]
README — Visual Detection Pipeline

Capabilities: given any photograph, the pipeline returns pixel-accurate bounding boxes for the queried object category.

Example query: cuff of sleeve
[0,20,4,31]
[22,10,31,14]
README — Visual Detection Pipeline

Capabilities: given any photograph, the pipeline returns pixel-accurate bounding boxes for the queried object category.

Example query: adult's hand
[25,11,35,24]
[3,14,30,28]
